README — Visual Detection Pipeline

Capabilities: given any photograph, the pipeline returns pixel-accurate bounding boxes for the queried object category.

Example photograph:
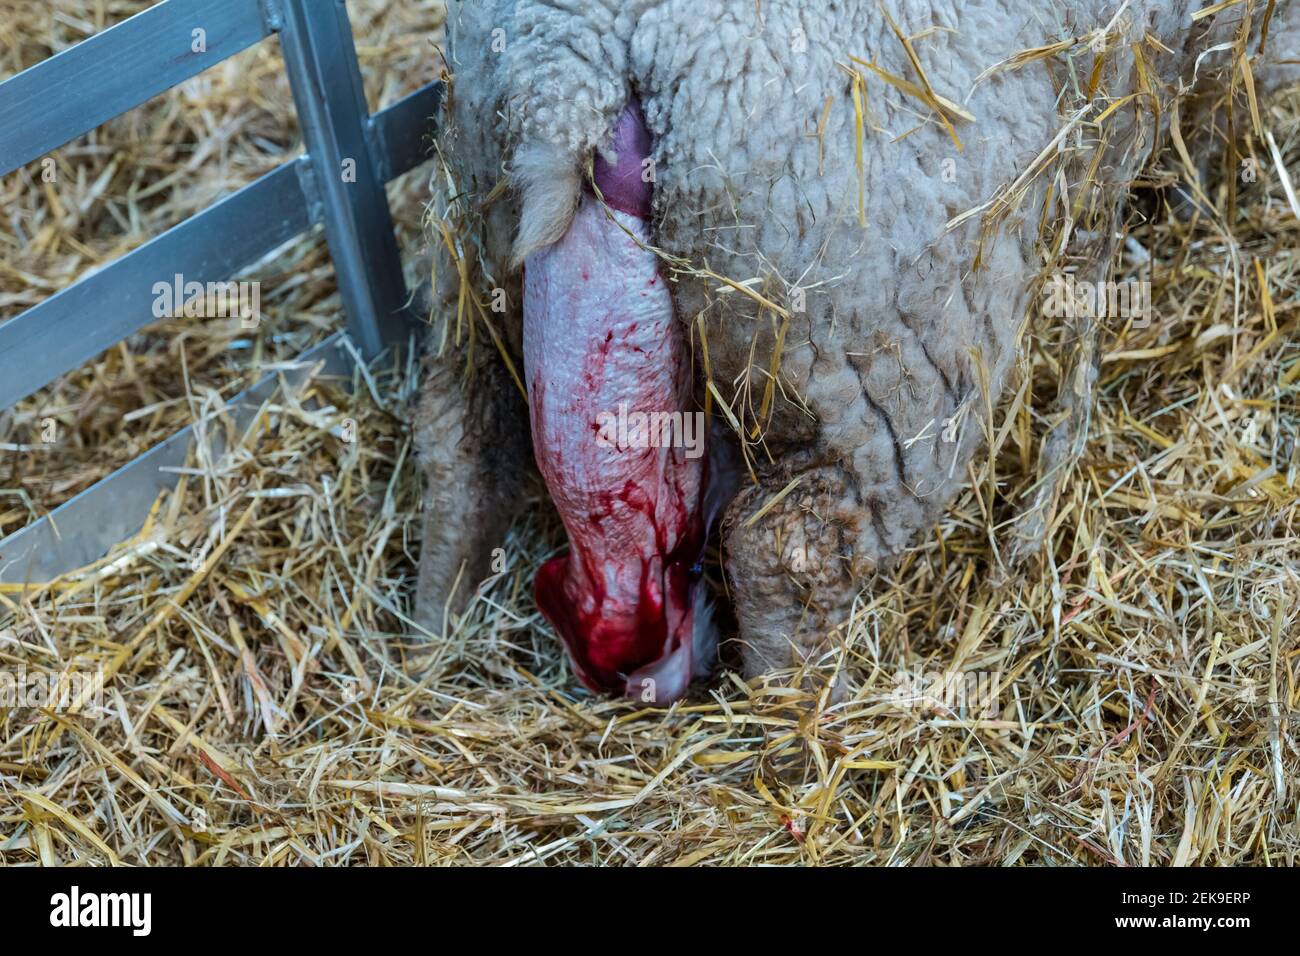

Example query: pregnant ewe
[414,0,1299,701]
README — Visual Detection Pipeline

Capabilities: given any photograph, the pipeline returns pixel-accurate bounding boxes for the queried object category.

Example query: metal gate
[0,0,440,584]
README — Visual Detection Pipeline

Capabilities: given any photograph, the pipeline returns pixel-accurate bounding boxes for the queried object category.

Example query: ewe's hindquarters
[418,0,1299,689]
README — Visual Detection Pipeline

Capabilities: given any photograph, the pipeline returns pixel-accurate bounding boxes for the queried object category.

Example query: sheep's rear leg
[722,463,865,689]
[413,343,530,632]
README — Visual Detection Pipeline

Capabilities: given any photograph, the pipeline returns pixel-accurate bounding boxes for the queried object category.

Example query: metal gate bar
[0,0,273,175]
[0,80,438,412]
[278,0,413,356]
[0,0,441,585]
[0,333,353,583]
[0,158,315,411]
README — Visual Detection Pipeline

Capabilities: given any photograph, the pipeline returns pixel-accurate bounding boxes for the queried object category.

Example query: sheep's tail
[510,141,582,268]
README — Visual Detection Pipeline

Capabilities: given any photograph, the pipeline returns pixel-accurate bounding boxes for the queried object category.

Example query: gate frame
[0,0,440,583]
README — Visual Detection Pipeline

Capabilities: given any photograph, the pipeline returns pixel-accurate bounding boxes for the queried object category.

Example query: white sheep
[414,0,1299,700]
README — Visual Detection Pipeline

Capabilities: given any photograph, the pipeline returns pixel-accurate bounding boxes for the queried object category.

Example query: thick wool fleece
[421,0,1298,675]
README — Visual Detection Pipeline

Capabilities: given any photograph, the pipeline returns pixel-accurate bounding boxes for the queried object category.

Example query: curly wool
[427,0,1298,672]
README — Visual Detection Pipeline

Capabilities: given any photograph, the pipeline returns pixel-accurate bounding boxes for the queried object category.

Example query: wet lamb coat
[415,0,1299,681]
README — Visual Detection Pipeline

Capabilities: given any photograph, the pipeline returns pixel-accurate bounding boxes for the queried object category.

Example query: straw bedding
[1,0,1297,866]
